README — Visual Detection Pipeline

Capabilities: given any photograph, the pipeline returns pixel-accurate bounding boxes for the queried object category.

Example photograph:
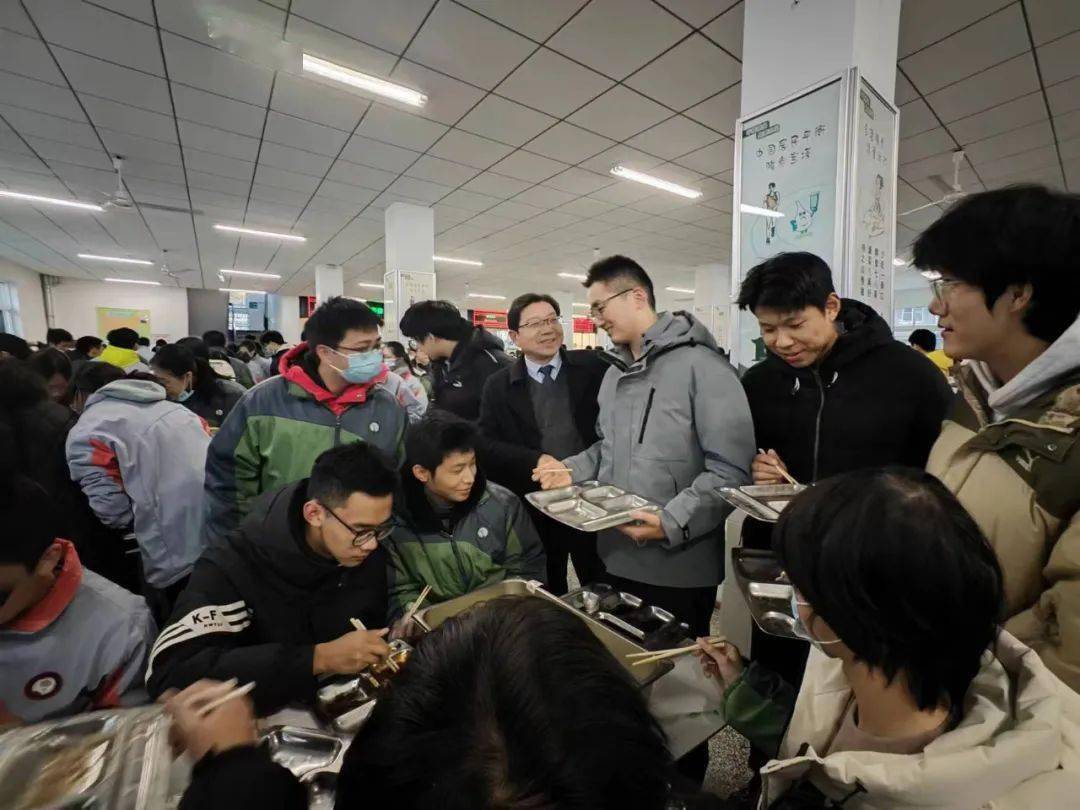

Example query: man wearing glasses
[146,443,399,713]
[479,293,608,593]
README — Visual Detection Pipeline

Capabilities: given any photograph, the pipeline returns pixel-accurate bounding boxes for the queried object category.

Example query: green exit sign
[366,300,385,317]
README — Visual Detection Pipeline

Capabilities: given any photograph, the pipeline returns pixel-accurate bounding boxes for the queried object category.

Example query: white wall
[50,279,190,342]
[0,258,47,341]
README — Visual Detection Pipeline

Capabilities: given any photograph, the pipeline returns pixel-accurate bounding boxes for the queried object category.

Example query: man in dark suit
[479,293,607,594]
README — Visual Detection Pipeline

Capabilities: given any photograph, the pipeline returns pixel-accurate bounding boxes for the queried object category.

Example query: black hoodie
[434,326,512,420]
[742,299,952,483]
[145,480,389,714]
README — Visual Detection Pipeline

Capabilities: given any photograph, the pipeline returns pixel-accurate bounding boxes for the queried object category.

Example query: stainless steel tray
[263,726,344,780]
[416,579,674,689]
[565,584,691,650]
[315,639,412,733]
[526,481,662,532]
[730,548,801,642]
[719,483,808,522]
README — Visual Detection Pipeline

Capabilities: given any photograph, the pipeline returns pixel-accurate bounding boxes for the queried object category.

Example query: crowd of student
[1,184,1079,808]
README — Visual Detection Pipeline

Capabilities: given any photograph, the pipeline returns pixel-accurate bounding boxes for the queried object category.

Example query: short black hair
[75,335,103,355]
[305,296,381,350]
[29,347,72,382]
[912,185,1080,343]
[260,330,284,345]
[0,471,57,569]
[399,300,472,342]
[406,411,477,473]
[508,293,560,331]
[137,336,150,347]
[151,344,220,398]
[0,333,31,360]
[307,442,398,508]
[774,467,1004,712]
[202,330,227,347]
[106,327,140,349]
[155,338,168,347]
[46,328,73,345]
[908,328,937,352]
[737,251,836,313]
[584,255,655,309]
[339,596,671,809]
[73,360,125,395]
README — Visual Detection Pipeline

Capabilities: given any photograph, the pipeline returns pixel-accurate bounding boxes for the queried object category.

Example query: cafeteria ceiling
[0,0,1076,303]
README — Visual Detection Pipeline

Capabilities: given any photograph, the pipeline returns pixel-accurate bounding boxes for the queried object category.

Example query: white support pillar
[692,263,731,350]
[314,264,343,305]
[383,203,435,341]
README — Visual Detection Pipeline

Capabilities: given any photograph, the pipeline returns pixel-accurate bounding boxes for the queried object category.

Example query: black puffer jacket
[434,326,512,420]
[183,377,246,428]
[742,299,952,482]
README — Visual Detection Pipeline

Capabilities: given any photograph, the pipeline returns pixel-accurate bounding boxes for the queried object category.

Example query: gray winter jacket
[563,312,754,587]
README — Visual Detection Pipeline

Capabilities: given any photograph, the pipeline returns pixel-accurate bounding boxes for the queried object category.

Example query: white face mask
[790,592,843,651]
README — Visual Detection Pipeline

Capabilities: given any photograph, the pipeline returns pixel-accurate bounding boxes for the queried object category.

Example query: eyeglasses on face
[588,288,634,318]
[928,277,963,304]
[321,502,394,547]
[518,316,561,331]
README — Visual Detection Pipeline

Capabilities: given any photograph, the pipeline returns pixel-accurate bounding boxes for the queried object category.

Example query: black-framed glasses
[321,502,394,547]
[332,340,381,356]
[588,288,634,318]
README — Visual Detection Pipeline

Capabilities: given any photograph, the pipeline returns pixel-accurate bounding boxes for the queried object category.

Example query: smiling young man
[203,297,406,547]
[147,443,397,714]
[917,185,1080,692]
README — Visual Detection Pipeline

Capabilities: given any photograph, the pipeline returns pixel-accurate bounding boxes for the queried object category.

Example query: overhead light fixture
[219,268,282,279]
[558,272,586,280]
[219,288,268,294]
[610,165,702,199]
[0,190,104,211]
[666,287,695,294]
[214,224,306,242]
[572,302,589,307]
[468,293,505,300]
[434,255,483,267]
[357,282,384,289]
[892,257,907,267]
[79,253,153,265]
[302,53,427,107]
[740,204,786,218]
[105,277,161,286]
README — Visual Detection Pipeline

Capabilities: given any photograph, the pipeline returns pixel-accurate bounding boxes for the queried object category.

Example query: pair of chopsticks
[194,680,256,717]
[401,584,432,629]
[627,636,726,667]
[532,464,572,474]
[350,617,400,672]
[758,448,800,486]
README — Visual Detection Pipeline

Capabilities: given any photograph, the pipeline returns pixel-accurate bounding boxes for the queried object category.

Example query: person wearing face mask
[382,340,429,410]
[150,344,245,429]
[146,443,397,714]
[696,468,1080,807]
[203,297,406,548]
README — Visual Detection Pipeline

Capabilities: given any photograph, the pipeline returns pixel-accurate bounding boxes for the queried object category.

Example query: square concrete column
[383,203,435,341]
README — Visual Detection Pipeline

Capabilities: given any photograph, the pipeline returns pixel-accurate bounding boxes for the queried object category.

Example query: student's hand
[695,638,745,691]
[163,680,258,762]
[532,456,572,490]
[389,616,424,641]
[313,628,391,675]
[752,449,789,485]
[617,510,666,543]
[0,542,63,625]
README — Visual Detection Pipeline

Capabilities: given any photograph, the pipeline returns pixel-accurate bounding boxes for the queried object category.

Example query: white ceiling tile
[0,2,36,34]
[162,32,273,106]
[568,86,670,141]
[1053,110,1080,141]
[26,0,163,74]
[964,120,1055,164]
[81,95,176,143]
[455,0,586,40]
[1026,0,1080,46]
[672,138,734,175]
[702,2,743,58]
[388,60,487,126]
[266,112,350,157]
[457,95,556,147]
[488,150,567,183]
[596,207,652,225]
[898,99,939,138]
[355,104,448,152]
[548,0,690,80]
[522,122,614,164]
[654,0,731,27]
[0,73,82,120]
[0,30,65,84]
[1037,30,1080,86]
[900,5,1028,94]
[172,84,266,137]
[385,175,453,204]
[894,72,919,106]
[23,136,111,170]
[339,134,420,172]
[0,104,94,149]
[433,202,475,227]
[100,130,182,167]
[976,144,1060,181]
[257,142,334,178]
[313,180,379,207]
[254,164,323,195]
[290,0,433,54]
[683,82,740,136]
[270,73,369,131]
[898,0,1014,57]
[543,167,615,195]
[925,53,1039,122]
[51,46,172,114]
[405,155,479,186]
[183,148,255,183]
[284,14,397,76]
[461,171,532,198]
[496,47,613,118]
[578,143,665,175]
[486,199,545,221]
[556,196,617,217]
[439,188,503,212]
[187,170,250,197]
[1047,76,1080,117]
[428,129,515,169]
[156,0,283,48]
[250,182,310,208]
[514,184,577,209]
[626,116,719,160]
[898,128,955,164]
[948,92,1048,144]
[589,181,656,204]
[178,120,260,161]
[404,2,534,90]
[1061,136,1080,161]
[626,34,740,111]
[327,158,398,190]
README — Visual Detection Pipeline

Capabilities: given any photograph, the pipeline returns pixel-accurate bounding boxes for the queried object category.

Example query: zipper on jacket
[638,387,656,444]
[333,413,342,446]
[448,533,469,586]
[811,369,825,483]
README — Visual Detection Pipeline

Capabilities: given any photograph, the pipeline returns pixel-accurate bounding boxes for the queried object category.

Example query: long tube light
[214,224,306,242]
[79,253,153,265]
[105,277,160,285]
[740,204,786,218]
[609,165,701,199]
[666,287,695,294]
[303,53,427,107]
[468,293,505,300]
[558,272,586,280]
[219,268,282,279]
[434,255,483,267]
[357,282,384,289]
[219,288,269,294]
[0,190,104,211]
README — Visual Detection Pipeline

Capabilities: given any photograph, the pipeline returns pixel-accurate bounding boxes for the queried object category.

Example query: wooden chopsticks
[195,681,256,717]
[757,448,800,486]
[401,584,432,629]
[628,636,726,667]
[351,617,398,672]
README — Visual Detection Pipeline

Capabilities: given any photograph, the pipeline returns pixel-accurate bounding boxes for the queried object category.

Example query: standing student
[535,255,754,639]
[96,328,150,373]
[46,328,75,351]
[150,344,245,429]
[480,293,606,593]
[908,328,954,377]
[68,335,103,377]
[28,347,73,404]
[203,330,254,388]
[382,340,430,411]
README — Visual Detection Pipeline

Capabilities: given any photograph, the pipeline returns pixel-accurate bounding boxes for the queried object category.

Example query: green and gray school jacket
[384,474,546,619]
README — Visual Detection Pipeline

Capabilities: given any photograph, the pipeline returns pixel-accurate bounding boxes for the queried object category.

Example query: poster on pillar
[846,76,898,321]
[383,270,436,341]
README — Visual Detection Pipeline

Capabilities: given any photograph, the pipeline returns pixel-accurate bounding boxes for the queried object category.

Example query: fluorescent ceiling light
[892,257,907,267]
[610,165,701,199]
[572,302,589,307]
[434,255,483,267]
[214,224,306,242]
[558,272,586,280]
[105,277,160,286]
[666,287,695,294]
[468,293,505,300]
[219,288,268,294]
[79,253,153,265]
[303,53,426,107]
[220,268,281,279]
[0,190,104,211]
[740,204,786,218]
[357,282,384,289]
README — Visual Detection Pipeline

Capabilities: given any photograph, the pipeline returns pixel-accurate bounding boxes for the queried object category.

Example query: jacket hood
[97,344,142,369]
[85,378,166,408]
[450,326,506,367]
[609,310,718,366]
[280,342,388,416]
[760,298,893,378]
[971,314,1080,418]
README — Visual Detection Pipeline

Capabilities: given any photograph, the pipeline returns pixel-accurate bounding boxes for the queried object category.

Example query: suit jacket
[479,348,607,496]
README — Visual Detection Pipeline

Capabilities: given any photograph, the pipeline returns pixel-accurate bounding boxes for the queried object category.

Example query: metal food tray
[564,584,691,650]
[263,726,344,780]
[731,548,802,641]
[526,481,661,532]
[416,579,673,690]
[315,640,412,734]
[0,706,172,810]
[719,483,808,522]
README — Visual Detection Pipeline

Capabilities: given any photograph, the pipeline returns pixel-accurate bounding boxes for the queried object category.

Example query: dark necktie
[540,365,554,384]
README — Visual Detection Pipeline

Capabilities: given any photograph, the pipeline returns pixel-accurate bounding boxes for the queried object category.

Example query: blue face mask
[790,591,842,650]
[330,348,384,384]
[177,388,193,403]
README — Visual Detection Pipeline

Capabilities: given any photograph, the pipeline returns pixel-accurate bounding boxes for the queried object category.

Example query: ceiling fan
[99,156,205,216]
[900,150,968,217]
[159,251,200,285]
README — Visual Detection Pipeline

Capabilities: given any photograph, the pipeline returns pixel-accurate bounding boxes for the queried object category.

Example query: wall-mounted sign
[471,309,508,330]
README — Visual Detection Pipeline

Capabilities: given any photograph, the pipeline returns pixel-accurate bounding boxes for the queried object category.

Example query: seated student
[697,468,1080,807]
[386,412,546,621]
[146,443,397,714]
[172,596,672,810]
[150,344,245,429]
[96,327,151,373]
[0,472,156,725]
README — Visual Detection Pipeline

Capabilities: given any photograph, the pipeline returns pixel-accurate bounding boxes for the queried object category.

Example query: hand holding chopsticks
[163,679,259,762]
[754,448,800,486]
[628,636,727,667]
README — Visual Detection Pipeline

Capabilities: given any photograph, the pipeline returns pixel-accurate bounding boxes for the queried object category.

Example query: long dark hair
[151,344,218,398]
[383,340,415,375]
